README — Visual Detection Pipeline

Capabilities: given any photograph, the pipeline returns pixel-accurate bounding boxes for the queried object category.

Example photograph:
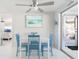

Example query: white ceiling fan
[16,0,54,13]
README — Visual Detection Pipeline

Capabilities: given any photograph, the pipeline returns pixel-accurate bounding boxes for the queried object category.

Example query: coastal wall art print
[25,16,43,28]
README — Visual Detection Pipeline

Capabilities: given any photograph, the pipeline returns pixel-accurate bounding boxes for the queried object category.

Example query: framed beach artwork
[25,15,43,28]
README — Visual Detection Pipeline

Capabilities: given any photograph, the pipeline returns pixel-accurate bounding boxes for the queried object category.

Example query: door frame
[59,2,78,59]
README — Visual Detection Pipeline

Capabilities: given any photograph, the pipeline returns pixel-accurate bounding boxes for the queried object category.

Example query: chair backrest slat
[49,33,53,47]
[16,34,20,47]
[28,35,40,45]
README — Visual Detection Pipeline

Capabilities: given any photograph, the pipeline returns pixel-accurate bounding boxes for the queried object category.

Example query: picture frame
[25,15,43,28]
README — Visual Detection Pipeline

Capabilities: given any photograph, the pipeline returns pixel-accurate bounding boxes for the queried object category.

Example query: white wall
[53,12,60,49]
[0,13,12,29]
[12,11,55,46]
[0,11,57,48]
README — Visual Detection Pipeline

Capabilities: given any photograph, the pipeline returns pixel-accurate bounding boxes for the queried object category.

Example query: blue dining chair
[16,33,28,56]
[28,35,40,56]
[41,33,53,56]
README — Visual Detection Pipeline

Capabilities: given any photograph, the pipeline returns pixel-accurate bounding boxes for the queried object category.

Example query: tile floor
[62,47,78,59]
[0,40,71,59]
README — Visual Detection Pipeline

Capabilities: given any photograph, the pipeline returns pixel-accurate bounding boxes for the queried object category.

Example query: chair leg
[28,50,30,59]
[38,49,40,59]
[26,47,28,56]
[28,49,31,56]
[37,50,39,56]
[16,48,19,56]
[41,47,43,56]
[50,48,53,56]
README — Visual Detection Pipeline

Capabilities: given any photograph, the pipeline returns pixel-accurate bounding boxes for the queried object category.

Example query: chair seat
[41,43,48,48]
[21,43,28,47]
[29,44,39,50]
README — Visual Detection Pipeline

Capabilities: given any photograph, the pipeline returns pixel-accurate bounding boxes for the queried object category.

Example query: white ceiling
[62,4,78,15]
[0,0,78,13]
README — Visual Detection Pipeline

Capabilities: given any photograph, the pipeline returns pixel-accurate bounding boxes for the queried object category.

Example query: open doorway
[0,16,12,46]
[0,15,13,59]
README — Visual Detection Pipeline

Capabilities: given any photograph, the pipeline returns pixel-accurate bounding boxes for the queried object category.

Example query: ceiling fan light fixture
[16,0,54,13]
[34,7,38,10]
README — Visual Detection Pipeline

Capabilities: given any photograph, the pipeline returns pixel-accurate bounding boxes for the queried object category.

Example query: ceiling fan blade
[38,8,44,12]
[37,1,54,6]
[32,0,37,4]
[16,4,32,6]
[25,8,31,13]
[32,0,38,7]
